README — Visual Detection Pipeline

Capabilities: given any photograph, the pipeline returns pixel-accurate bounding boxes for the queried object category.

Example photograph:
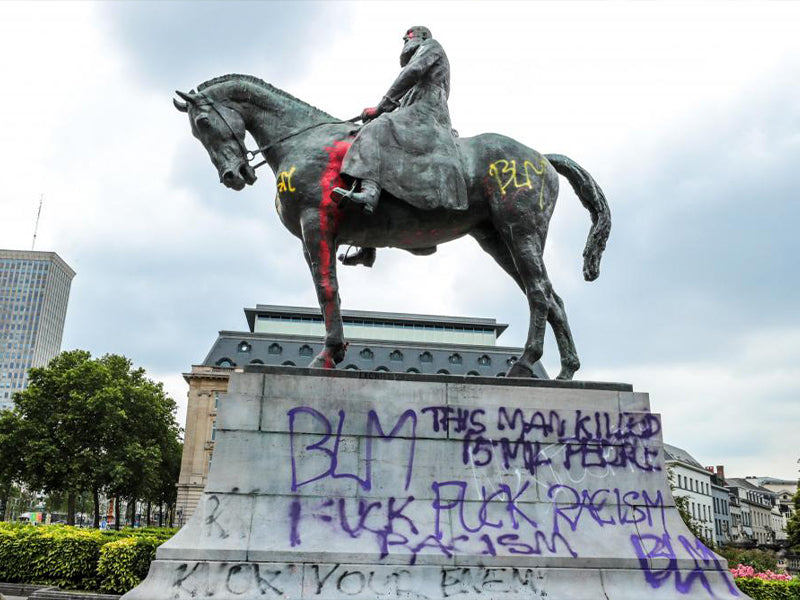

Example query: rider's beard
[400,38,422,67]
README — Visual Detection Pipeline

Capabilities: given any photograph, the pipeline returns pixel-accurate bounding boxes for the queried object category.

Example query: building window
[390,350,403,361]
[437,369,450,375]
[214,392,219,409]
[375,366,389,372]
[282,360,296,366]
[449,353,462,365]
[467,370,480,376]
[299,344,314,357]
[238,341,251,353]
[477,355,491,366]
[419,351,433,363]
[268,343,282,355]
[360,348,374,360]
[406,367,420,373]
[216,358,235,367]
[210,420,217,441]
[496,372,505,377]
[249,359,264,365]
[506,356,517,367]
[345,364,359,370]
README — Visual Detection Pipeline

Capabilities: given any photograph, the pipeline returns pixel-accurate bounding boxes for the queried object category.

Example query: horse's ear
[174,90,197,112]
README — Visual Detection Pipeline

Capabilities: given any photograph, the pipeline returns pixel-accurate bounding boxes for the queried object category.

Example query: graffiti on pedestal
[279,404,737,597]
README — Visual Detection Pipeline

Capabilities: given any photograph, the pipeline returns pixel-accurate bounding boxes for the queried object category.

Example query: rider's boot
[332,179,381,215]
[338,247,377,268]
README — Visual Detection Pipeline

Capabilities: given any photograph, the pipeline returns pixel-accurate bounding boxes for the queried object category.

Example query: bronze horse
[174,74,611,380]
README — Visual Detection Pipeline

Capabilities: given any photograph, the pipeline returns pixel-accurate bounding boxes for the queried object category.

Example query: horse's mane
[196,74,334,119]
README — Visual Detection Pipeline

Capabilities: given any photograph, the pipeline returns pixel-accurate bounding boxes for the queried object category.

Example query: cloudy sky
[1,2,798,479]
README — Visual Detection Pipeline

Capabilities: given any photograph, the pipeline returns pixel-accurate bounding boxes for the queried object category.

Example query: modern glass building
[0,249,75,411]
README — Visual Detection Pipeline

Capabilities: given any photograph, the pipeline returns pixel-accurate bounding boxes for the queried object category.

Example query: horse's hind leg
[548,289,580,380]
[494,227,550,378]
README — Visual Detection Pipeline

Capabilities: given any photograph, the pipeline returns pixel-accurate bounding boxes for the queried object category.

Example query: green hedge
[97,537,162,594]
[0,523,174,592]
[735,578,800,600]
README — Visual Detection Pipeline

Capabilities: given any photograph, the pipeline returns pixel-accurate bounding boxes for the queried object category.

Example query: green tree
[786,481,800,552]
[0,408,26,519]
[7,350,182,527]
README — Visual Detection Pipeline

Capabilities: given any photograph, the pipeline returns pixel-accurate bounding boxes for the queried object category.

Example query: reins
[204,95,360,171]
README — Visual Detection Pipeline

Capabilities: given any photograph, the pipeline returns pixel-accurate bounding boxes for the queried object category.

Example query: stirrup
[331,182,357,204]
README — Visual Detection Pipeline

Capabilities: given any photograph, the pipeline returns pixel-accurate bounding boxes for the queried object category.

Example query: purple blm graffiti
[283,404,735,596]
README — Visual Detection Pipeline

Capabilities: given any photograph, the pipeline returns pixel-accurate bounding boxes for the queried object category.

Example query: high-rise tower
[0,249,75,411]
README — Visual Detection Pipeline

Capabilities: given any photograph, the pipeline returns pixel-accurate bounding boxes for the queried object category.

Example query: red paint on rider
[317,139,351,353]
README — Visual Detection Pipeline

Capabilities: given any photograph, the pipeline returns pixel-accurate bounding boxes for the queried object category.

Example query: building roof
[0,248,76,278]
[663,443,705,470]
[244,304,509,337]
[201,329,549,378]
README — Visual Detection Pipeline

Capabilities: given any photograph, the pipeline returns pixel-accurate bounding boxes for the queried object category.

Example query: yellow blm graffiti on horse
[488,158,548,209]
[277,166,297,194]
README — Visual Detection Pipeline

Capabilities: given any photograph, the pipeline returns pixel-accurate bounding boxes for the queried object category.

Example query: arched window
[238,341,251,353]
[496,372,506,377]
[477,354,491,366]
[299,344,314,357]
[216,358,235,367]
[375,366,390,372]
[390,350,404,361]
[360,347,374,360]
[249,359,264,365]
[506,356,517,367]
[419,351,433,363]
[449,353,462,365]
[467,370,480,376]
[437,369,450,375]
[345,364,359,370]
[268,343,283,355]
[281,360,296,367]
[406,367,420,373]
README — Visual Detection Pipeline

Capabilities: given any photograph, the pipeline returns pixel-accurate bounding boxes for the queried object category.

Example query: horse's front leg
[300,210,347,369]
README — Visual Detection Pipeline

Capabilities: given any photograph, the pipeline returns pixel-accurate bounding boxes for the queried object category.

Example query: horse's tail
[545,153,611,282]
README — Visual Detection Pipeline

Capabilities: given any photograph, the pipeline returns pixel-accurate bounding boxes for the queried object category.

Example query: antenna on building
[31,193,44,250]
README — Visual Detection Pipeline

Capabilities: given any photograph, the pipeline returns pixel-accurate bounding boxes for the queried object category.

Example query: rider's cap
[404,26,431,42]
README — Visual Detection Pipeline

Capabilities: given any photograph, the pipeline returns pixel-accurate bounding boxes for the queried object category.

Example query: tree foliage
[786,481,800,552]
[0,350,182,525]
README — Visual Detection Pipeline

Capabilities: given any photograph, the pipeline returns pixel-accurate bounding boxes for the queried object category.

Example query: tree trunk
[158,502,163,527]
[168,503,175,527]
[93,488,100,528]
[67,491,76,525]
[0,483,9,521]
[114,496,120,530]
[128,497,136,527]
[146,501,152,527]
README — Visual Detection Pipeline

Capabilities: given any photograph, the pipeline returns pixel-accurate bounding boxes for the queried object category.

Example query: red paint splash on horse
[317,139,351,367]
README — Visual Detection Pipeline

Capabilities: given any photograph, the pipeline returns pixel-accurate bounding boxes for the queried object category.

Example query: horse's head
[173,90,257,191]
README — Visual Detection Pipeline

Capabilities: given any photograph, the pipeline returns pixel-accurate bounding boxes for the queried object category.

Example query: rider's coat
[340,38,468,211]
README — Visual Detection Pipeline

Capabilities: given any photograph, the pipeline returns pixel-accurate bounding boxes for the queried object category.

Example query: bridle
[197,94,359,171]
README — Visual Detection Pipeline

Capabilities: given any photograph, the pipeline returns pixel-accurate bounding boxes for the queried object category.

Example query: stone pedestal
[124,366,745,600]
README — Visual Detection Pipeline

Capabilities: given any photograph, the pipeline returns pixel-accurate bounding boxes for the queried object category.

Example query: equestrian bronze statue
[173,26,611,380]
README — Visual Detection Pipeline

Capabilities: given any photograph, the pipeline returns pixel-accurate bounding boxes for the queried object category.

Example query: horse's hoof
[308,344,347,369]
[506,362,533,378]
